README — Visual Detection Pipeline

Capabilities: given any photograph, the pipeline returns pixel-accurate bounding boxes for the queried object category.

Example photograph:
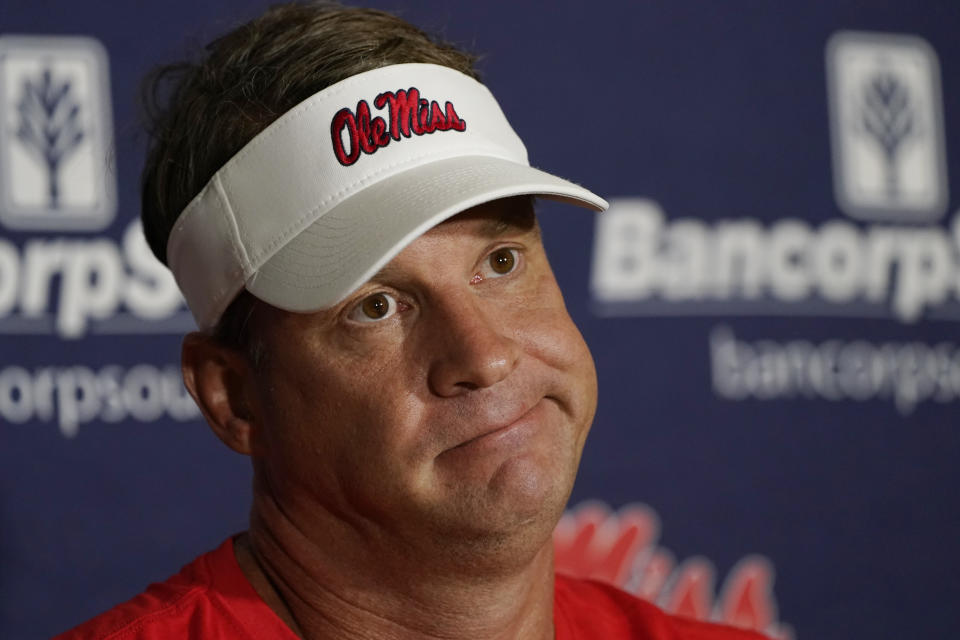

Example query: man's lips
[445,399,546,453]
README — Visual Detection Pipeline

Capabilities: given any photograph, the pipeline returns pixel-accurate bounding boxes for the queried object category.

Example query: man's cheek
[526,311,591,368]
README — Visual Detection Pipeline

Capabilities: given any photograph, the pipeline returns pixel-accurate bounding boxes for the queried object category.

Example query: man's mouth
[447,398,546,452]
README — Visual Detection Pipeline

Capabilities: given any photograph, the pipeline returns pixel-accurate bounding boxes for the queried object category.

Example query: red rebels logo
[554,502,795,640]
[330,87,467,166]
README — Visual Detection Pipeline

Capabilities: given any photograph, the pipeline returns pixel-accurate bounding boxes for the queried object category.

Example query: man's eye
[482,248,519,278]
[348,292,398,322]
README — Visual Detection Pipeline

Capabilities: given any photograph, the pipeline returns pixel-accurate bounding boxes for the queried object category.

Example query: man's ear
[181,332,262,456]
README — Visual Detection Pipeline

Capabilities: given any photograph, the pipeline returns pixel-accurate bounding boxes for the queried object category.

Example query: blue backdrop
[1,1,958,638]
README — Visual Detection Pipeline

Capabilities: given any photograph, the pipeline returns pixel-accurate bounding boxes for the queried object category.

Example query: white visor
[167,63,607,330]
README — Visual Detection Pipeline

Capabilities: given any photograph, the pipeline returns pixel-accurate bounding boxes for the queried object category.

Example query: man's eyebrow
[478,215,525,238]
[479,207,540,239]
[366,205,539,283]
[368,261,405,283]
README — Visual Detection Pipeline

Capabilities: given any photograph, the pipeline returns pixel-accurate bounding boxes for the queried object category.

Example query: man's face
[247,197,597,561]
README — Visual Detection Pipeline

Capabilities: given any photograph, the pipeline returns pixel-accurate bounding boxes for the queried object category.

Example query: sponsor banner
[0,35,116,231]
[827,32,948,222]
[590,30,956,420]
[0,35,194,435]
[555,501,793,640]
[0,219,190,339]
[0,213,195,433]
[0,362,200,437]
[0,214,196,433]
[591,199,960,324]
[710,326,960,414]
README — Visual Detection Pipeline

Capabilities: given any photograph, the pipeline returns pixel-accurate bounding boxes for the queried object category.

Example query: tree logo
[0,36,116,231]
[826,32,948,222]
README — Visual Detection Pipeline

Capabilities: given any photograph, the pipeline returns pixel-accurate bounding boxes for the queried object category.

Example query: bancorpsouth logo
[0,212,199,437]
[331,87,466,166]
[591,30,952,323]
[827,31,948,222]
[0,35,190,341]
[0,35,117,230]
[0,36,197,436]
[554,502,794,640]
[589,30,958,414]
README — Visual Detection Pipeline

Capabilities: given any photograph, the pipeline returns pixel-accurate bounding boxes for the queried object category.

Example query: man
[59,3,767,639]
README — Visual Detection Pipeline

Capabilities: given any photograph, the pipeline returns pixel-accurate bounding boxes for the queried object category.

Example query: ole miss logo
[331,86,467,166]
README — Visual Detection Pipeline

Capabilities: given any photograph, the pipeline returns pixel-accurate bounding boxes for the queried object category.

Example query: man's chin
[429,408,580,535]
[420,458,574,563]
[486,454,570,521]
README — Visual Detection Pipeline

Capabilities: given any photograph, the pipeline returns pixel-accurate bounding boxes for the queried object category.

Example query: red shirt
[57,538,768,639]
[554,575,769,640]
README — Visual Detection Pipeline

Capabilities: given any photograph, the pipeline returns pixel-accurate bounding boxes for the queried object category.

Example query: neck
[236,482,557,640]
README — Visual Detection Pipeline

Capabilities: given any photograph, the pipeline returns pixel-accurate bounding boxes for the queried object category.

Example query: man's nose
[426,290,521,396]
